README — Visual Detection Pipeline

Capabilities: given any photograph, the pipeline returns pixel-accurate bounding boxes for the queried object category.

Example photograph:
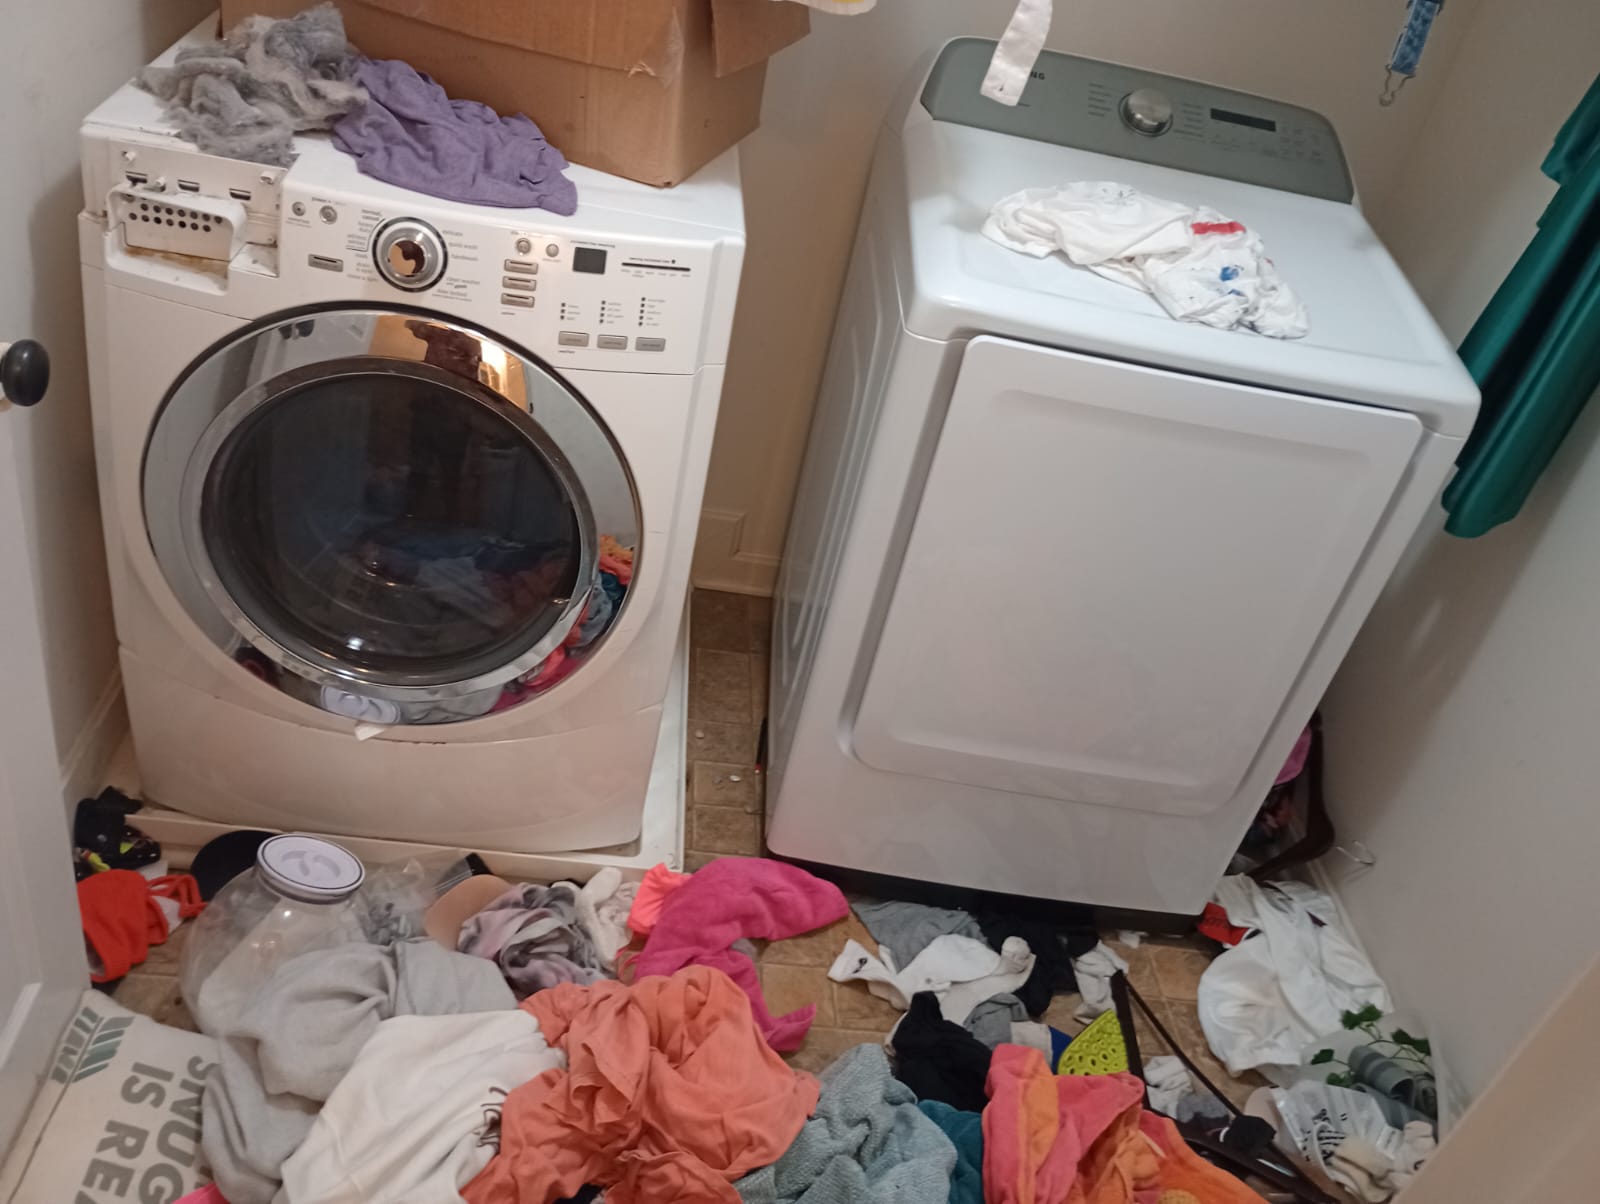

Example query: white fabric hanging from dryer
[983,0,1054,105]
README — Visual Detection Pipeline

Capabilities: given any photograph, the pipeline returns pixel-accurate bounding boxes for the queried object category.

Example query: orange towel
[463,966,819,1204]
[1139,1113,1269,1203]
[983,1046,1159,1204]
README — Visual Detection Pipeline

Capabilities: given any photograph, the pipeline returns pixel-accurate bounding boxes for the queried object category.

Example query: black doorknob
[1,340,49,407]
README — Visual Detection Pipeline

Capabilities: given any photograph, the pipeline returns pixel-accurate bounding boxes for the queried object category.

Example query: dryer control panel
[920,38,1355,204]
[278,181,720,375]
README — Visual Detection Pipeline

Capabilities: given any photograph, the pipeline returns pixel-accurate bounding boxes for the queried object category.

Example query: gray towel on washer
[139,3,365,166]
[202,939,513,1204]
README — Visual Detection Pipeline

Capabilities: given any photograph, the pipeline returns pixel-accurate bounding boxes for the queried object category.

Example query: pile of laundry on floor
[37,827,1458,1204]
[1195,876,1444,1202]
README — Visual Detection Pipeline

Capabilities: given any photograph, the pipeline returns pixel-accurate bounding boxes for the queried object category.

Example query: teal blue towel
[917,1100,984,1204]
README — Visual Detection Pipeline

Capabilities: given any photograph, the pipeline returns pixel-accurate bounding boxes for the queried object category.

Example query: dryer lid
[888,42,1480,436]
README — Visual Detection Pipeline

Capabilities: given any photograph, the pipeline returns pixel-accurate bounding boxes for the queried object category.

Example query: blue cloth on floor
[333,58,577,213]
[916,1101,983,1204]
[1050,1024,1074,1071]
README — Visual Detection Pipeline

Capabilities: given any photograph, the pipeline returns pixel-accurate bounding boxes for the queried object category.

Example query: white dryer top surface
[892,109,1479,435]
[82,23,745,245]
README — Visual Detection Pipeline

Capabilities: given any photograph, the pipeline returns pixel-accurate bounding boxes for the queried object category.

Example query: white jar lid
[256,834,365,903]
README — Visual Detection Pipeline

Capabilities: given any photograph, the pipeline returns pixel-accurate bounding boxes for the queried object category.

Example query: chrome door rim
[145,306,640,705]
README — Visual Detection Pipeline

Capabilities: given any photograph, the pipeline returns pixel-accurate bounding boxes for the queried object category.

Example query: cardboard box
[220,0,810,186]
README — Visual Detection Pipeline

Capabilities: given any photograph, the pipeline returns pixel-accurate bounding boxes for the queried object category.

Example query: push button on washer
[558,331,590,347]
[504,259,538,275]
[502,276,537,292]
[597,334,629,350]
[635,337,666,352]
[501,294,535,308]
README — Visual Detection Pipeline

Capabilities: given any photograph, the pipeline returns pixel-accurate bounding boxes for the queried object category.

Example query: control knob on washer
[373,218,448,291]
[1119,88,1174,137]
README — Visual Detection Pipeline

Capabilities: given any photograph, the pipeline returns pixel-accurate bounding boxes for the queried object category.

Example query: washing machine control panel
[280,185,720,374]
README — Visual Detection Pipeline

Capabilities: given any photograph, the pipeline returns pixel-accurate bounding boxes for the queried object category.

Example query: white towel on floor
[1071,941,1130,1021]
[828,934,1036,1025]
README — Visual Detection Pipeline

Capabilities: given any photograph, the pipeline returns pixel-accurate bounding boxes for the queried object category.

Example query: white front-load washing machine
[78,30,744,854]
[766,40,1480,914]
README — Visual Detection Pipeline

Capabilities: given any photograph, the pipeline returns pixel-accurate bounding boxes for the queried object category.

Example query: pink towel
[627,862,692,937]
[175,1187,229,1204]
[983,1045,1147,1204]
[633,857,847,1051]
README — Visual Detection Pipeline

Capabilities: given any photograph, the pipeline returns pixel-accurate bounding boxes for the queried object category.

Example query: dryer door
[851,335,1422,816]
[144,306,640,724]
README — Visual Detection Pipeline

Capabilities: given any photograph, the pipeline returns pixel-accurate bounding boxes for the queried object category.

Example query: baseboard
[692,563,779,596]
[58,673,127,810]
[692,506,779,596]
[1306,852,1376,966]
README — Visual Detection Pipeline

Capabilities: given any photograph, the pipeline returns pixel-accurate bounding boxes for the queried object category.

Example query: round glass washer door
[144,307,641,724]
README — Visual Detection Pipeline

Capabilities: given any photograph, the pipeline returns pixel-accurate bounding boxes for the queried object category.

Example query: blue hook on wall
[1382,0,1445,106]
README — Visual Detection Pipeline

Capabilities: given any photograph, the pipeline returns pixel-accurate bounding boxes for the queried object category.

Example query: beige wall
[1323,0,1600,1099]
[694,0,1484,592]
[1,0,214,797]
[1401,957,1600,1201]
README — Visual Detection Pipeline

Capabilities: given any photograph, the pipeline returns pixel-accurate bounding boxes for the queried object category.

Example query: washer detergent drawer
[851,336,1422,817]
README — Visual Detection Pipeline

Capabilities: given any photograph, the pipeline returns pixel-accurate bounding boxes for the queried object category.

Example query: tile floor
[114,587,1264,1108]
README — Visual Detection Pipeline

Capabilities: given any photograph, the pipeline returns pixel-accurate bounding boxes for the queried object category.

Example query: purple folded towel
[333,57,577,214]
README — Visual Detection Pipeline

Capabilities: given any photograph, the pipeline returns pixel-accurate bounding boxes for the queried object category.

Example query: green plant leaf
[1390,1029,1433,1056]
[1310,1049,1336,1065]
[1341,1004,1385,1029]
[1326,1072,1355,1088]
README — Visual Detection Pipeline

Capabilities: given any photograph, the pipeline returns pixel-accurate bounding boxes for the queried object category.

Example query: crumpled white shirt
[985,180,1311,338]
[1197,876,1391,1075]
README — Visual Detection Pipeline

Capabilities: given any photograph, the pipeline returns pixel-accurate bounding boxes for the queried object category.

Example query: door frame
[0,409,88,1157]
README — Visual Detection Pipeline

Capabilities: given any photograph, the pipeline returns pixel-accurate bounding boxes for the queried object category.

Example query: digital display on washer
[1211,107,1277,132]
[572,247,608,274]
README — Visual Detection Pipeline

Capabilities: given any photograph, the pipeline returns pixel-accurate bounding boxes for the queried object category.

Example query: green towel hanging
[1442,72,1600,538]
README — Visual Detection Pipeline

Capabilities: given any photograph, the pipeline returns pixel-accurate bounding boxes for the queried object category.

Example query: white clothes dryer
[79,28,744,854]
[766,40,1479,914]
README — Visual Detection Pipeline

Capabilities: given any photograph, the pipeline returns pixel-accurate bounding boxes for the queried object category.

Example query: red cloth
[77,871,205,983]
[632,857,847,1051]
[1198,901,1249,947]
[149,874,206,920]
[77,870,167,983]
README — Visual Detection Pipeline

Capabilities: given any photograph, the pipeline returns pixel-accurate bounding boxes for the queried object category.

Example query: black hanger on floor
[1110,970,1342,1204]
